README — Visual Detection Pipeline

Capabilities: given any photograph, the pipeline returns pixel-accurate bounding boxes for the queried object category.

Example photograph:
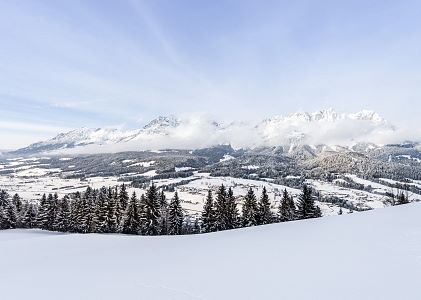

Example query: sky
[0,0,420,149]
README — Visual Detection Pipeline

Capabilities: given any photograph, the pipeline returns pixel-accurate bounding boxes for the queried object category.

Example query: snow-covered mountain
[11,109,407,155]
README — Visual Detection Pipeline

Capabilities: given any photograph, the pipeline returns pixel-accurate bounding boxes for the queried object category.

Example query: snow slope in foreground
[1,205,421,300]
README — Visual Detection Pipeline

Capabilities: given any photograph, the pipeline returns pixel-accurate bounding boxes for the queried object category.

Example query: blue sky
[0,0,420,148]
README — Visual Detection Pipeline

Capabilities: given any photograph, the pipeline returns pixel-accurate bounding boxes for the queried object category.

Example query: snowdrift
[1,204,421,300]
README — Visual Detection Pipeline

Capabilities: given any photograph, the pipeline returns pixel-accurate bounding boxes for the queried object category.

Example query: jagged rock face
[7,109,415,156]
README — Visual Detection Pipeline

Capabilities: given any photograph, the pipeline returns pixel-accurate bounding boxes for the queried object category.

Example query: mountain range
[9,109,416,155]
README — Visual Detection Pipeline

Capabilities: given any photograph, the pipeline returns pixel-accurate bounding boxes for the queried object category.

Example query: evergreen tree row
[201,184,323,233]
[3,183,387,235]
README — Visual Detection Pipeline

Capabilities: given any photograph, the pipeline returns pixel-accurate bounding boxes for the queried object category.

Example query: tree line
[0,183,323,234]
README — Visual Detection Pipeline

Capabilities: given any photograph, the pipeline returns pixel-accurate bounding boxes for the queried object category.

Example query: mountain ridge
[10,109,411,156]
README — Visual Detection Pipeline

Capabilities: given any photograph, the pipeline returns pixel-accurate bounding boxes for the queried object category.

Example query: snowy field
[1,203,421,300]
[1,156,421,217]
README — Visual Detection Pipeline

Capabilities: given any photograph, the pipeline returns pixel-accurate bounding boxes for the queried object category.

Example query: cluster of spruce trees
[1,183,322,234]
[201,184,322,233]
[0,190,37,229]
[0,184,187,235]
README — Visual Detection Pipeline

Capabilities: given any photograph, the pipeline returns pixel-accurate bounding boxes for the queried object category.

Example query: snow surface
[1,204,421,300]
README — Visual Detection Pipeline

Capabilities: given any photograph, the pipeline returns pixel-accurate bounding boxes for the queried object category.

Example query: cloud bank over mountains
[15,109,420,155]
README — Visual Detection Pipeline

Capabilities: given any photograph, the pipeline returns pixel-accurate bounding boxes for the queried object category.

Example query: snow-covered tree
[168,191,184,235]
[278,189,295,222]
[201,190,216,233]
[53,196,71,232]
[242,187,258,227]
[397,192,409,205]
[296,185,322,219]
[12,193,23,214]
[142,184,161,235]
[36,194,49,229]
[258,186,273,225]
[0,193,17,229]
[118,183,129,212]
[122,192,141,235]
[226,187,239,229]
[95,187,110,233]
[214,184,228,231]
[22,203,38,228]
[106,187,118,233]
[158,190,168,235]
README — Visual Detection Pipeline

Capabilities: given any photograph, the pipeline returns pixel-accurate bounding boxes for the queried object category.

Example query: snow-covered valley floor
[1,204,421,300]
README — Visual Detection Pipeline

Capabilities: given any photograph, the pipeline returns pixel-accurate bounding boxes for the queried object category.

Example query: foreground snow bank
[1,204,421,300]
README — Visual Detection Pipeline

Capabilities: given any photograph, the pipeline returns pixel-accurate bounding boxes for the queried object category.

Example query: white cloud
[46,110,421,155]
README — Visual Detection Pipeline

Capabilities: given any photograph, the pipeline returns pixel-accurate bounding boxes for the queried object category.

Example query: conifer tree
[70,192,82,232]
[0,206,5,229]
[296,185,322,219]
[159,190,168,235]
[22,203,38,228]
[258,186,273,225]
[95,187,110,233]
[201,190,216,233]
[287,193,296,220]
[84,188,97,233]
[118,183,129,212]
[12,193,23,214]
[278,189,295,222]
[122,192,141,234]
[242,187,259,227]
[1,197,17,229]
[214,184,228,231]
[54,196,71,232]
[45,193,59,231]
[142,184,161,235]
[37,194,49,230]
[168,191,184,235]
[106,187,118,233]
[226,187,239,229]
[397,192,409,205]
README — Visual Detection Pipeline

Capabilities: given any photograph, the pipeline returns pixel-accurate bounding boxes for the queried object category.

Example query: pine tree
[226,187,239,229]
[158,190,168,235]
[115,185,127,227]
[95,187,110,233]
[168,191,184,235]
[278,189,295,222]
[22,203,38,228]
[45,193,59,231]
[70,192,82,232]
[12,194,23,214]
[37,194,49,230]
[296,185,322,219]
[287,194,296,220]
[242,187,259,227]
[397,192,409,205]
[1,197,17,229]
[201,190,216,233]
[0,190,6,229]
[84,188,97,233]
[0,205,6,229]
[122,192,141,235]
[258,187,273,225]
[54,196,71,232]
[106,187,118,233]
[214,184,228,231]
[118,183,129,212]
[142,184,161,235]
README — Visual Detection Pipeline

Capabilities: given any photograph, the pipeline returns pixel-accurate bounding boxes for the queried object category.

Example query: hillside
[1,204,421,300]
